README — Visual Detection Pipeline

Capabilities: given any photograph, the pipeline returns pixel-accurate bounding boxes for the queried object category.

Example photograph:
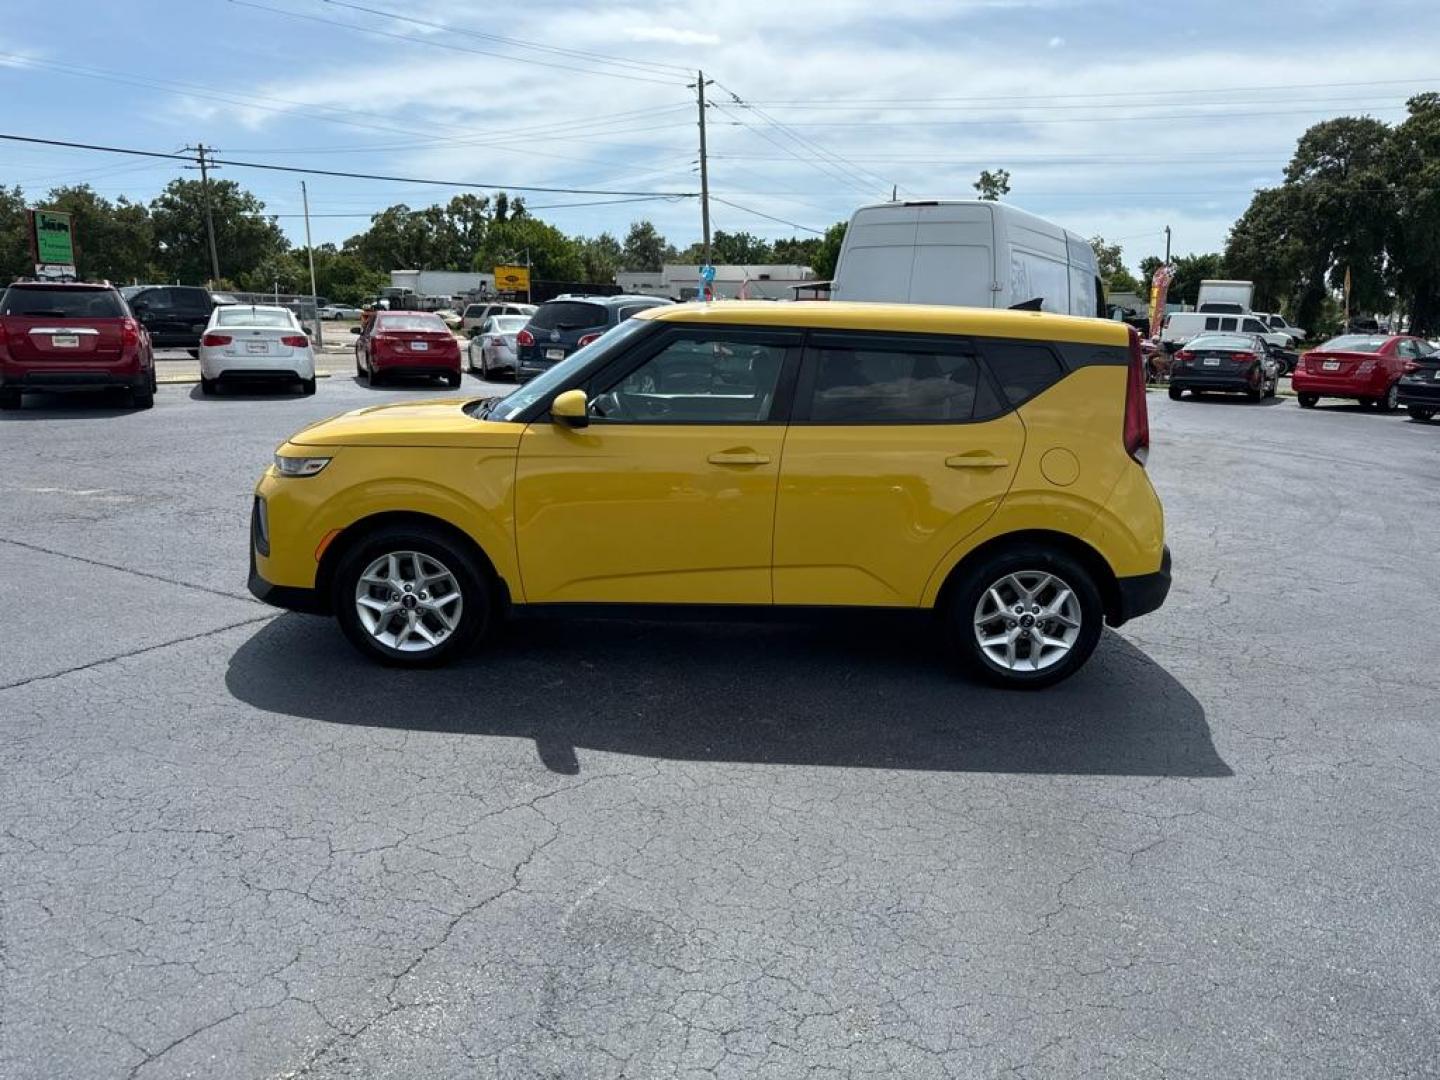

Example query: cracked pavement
[2,381,1438,1078]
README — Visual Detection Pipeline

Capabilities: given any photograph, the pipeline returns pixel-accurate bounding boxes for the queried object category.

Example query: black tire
[200,377,217,396]
[1408,405,1436,422]
[368,365,383,387]
[1168,385,1183,401]
[0,389,20,410]
[947,544,1105,689]
[332,524,491,667]
[445,371,462,389]
[132,383,154,409]
[1246,386,1263,402]
[300,377,317,396]
[1298,393,1318,409]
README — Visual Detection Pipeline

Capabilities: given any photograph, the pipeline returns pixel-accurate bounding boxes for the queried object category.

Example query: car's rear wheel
[948,545,1104,689]
[0,389,20,410]
[1408,405,1435,422]
[299,377,316,396]
[1168,385,1183,401]
[368,364,383,387]
[132,378,154,409]
[445,371,462,389]
[332,526,490,667]
[1298,393,1318,408]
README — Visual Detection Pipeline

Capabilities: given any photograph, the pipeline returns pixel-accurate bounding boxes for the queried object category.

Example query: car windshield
[1188,335,1256,350]
[377,314,447,333]
[216,307,293,328]
[530,301,607,331]
[1,287,126,318]
[485,318,651,422]
[1320,335,1388,353]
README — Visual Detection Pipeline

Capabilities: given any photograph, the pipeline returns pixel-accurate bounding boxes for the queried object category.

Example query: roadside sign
[31,209,77,277]
[494,265,530,292]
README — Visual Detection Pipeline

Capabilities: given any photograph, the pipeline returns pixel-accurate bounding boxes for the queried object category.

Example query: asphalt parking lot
[2,379,1438,1078]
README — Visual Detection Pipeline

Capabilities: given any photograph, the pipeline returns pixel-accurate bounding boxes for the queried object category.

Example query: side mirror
[349,326,362,335]
[551,389,589,428]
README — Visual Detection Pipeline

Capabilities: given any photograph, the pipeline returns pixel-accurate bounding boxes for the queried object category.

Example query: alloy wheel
[973,571,1083,672]
[353,550,464,653]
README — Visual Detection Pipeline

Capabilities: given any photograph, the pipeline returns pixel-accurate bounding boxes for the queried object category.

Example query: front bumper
[1110,546,1171,627]
[248,506,326,614]
[1396,379,1440,407]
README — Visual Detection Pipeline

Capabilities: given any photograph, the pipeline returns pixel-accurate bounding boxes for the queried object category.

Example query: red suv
[352,311,462,387]
[1292,333,1424,412]
[0,282,156,410]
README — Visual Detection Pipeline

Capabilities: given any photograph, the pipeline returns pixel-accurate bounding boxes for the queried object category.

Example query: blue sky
[4,0,1439,274]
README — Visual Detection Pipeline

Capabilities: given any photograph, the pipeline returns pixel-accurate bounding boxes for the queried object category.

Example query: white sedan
[199,304,316,395]
[320,305,362,320]
[466,314,531,379]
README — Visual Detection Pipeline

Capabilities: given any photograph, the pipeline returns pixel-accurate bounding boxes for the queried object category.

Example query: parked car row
[1168,330,1440,422]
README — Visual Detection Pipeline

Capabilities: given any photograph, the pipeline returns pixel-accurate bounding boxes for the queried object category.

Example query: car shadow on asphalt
[226,613,1230,779]
[0,390,142,419]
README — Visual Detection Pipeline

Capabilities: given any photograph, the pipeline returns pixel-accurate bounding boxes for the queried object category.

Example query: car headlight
[273,454,331,477]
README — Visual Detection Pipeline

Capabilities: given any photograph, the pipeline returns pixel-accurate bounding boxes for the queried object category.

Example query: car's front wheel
[1379,382,1400,412]
[1408,405,1436,422]
[948,545,1104,688]
[333,526,491,666]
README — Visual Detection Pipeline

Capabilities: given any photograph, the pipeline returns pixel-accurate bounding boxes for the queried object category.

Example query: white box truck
[831,199,1103,318]
[1196,280,1254,314]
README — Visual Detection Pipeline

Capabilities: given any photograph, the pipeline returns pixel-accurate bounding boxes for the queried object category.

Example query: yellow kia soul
[250,302,1169,687]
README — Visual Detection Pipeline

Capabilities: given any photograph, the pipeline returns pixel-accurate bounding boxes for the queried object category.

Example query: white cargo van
[831,200,1103,318]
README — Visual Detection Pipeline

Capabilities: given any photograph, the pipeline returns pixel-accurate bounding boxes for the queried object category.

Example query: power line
[320,0,695,78]
[742,76,1440,106]
[0,133,700,198]
[711,105,1415,128]
[228,0,687,86]
[710,196,824,235]
[709,102,875,200]
[252,194,689,218]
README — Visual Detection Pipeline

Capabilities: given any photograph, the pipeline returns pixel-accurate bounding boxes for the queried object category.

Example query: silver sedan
[467,315,531,379]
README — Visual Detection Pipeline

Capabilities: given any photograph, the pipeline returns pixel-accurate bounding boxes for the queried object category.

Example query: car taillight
[1175,350,1193,362]
[1232,351,1256,362]
[280,335,308,347]
[516,328,535,347]
[1124,328,1149,466]
[1357,360,1375,375]
[121,318,141,347]
[201,333,232,347]
[577,332,601,347]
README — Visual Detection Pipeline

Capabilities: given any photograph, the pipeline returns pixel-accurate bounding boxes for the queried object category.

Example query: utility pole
[183,144,223,286]
[301,181,322,348]
[1164,225,1172,264]
[694,70,712,271]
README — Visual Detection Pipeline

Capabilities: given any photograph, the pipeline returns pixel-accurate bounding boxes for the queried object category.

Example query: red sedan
[1292,333,1428,412]
[353,312,462,388]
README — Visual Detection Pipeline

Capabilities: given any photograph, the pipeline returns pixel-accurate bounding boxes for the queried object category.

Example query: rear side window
[1204,317,1220,331]
[1220,317,1238,332]
[982,342,1066,406]
[530,301,607,331]
[805,343,994,422]
[1,287,125,318]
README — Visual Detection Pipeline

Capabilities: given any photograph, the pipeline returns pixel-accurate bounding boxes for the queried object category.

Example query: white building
[616,264,815,301]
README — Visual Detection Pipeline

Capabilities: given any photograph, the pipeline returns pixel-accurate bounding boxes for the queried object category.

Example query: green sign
[33,210,75,266]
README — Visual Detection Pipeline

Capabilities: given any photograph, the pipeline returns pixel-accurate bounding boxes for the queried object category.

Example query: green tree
[472,217,584,282]
[812,221,847,280]
[973,168,1011,201]
[577,231,623,284]
[44,185,154,284]
[679,230,774,264]
[1223,186,1302,314]
[149,178,288,286]
[772,236,822,267]
[621,220,673,271]
[1090,235,1140,294]
[1167,253,1225,306]
[309,245,388,306]
[1387,93,1440,335]
[0,186,32,283]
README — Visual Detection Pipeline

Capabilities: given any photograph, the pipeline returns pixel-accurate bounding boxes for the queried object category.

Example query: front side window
[803,343,992,423]
[591,334,789,424]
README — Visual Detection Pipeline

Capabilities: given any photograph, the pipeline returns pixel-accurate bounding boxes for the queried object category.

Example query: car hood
[287,397,523,449]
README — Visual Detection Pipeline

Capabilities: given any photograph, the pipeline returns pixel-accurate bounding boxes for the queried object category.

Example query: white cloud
[1048,35,1065,47]
[625,27,721,46]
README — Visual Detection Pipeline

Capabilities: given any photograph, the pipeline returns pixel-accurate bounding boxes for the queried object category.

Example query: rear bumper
[1290,373,1386,397]
[1110,546,1171,627]
[1,368,146,392]
[1170,374,1255,392]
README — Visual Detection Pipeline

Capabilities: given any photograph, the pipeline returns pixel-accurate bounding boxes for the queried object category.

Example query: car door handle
[945,454,1009,469]
[708,450,771,466]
